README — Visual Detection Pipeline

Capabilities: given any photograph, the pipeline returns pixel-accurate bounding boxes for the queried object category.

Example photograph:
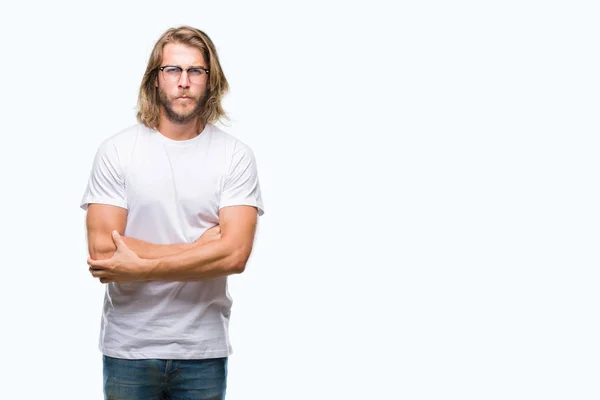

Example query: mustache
[174,92,197,99]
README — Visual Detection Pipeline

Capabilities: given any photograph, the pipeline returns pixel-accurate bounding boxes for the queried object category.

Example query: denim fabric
[103,355,227,400]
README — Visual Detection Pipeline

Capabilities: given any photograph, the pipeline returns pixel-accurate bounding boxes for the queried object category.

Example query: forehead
[161,42,207,66]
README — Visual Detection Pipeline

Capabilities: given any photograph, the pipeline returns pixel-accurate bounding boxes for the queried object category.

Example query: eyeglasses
[158,65,210,84]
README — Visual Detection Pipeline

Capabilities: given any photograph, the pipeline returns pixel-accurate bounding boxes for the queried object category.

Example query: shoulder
[209,124,254,156]
[91,124,150,175]
[100,123,148,150]
[93,124,151,165]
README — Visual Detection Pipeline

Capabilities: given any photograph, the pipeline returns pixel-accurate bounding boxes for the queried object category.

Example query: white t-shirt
[80,123,264,360]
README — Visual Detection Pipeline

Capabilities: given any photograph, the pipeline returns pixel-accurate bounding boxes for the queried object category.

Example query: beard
[158,88,207,124]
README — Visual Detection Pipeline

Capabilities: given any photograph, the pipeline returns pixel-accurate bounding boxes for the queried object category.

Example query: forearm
[91,236,192,260]
[145,238,248,281]
[122,236,194,259]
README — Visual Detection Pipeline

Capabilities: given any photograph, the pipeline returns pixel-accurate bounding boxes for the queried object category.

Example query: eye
[187,68,203,76]
[163,66,181,74]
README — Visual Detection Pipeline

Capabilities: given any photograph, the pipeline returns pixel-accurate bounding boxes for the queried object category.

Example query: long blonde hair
[136,26,229,129]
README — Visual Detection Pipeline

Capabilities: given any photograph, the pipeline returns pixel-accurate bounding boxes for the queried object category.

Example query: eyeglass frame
[157,65,210,83]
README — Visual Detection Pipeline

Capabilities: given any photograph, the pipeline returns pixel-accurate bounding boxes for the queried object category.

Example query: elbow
[228,246,252,274]
[229,263,246,275]
[228,257,248,275]
[89,240,116,260]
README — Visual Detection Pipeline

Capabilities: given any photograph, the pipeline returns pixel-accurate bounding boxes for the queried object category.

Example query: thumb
[112,230,124,248]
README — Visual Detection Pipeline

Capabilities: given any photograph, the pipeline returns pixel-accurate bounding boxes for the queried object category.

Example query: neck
[157,111,206,141]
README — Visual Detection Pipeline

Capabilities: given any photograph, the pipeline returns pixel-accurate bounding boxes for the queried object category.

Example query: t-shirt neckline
[152,123,211,146]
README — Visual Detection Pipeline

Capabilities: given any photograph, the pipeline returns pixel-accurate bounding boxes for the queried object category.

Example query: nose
[178,70,190,88]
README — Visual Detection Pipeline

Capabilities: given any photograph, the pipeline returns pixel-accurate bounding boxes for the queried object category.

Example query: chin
[163,98,202,124]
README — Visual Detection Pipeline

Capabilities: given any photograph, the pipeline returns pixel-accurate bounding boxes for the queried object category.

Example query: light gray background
[0,0,598,399]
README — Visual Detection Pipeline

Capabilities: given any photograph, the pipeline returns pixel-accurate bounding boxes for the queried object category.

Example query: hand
[88,230,152,284]
[194,225,221,246]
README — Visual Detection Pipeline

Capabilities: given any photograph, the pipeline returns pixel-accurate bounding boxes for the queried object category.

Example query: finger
[112,230,125,248]
[90,268,108,278]
[88,257,109,269]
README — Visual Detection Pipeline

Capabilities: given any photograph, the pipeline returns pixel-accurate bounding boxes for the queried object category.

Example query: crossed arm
[86,204,258,283]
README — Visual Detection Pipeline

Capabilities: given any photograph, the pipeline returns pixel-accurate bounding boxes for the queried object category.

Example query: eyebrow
[163,64,208,69]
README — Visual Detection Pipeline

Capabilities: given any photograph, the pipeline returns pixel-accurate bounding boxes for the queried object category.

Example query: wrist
[144,258,161,281]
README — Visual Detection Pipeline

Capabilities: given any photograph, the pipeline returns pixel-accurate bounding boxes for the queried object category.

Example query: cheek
[192,83,208,96]
[159,83,178,97]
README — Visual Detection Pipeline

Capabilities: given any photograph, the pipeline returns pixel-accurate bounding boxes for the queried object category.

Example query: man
[80,26,264,400]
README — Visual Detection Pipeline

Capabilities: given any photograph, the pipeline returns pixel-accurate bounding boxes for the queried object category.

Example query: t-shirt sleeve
[220,143,265,216]
[80,140,128,211]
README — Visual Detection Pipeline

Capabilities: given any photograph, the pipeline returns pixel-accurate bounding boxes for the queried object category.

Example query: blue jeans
[103,355,228,400]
